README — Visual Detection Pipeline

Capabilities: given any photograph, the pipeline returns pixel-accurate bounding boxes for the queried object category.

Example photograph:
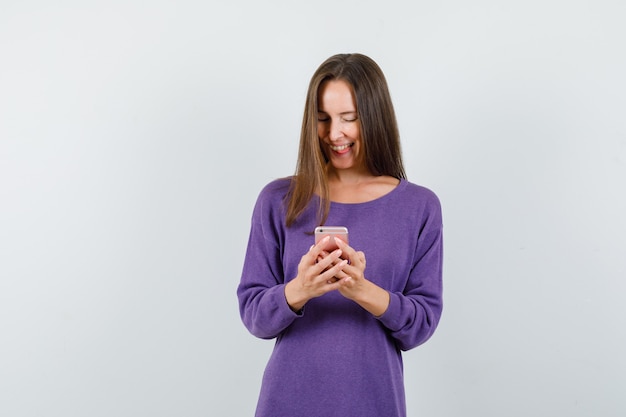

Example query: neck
[325,165,374,185]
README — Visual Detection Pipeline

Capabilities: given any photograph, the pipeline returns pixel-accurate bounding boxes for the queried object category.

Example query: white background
[1,1,625,416]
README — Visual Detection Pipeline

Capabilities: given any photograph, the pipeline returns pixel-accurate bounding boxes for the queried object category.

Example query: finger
[316,249,333,265]
[346,248,365,269]
[333,236,351,250]
[317,249,331,260]
[356,251,366,267]
[315,236,331,250]
[306,236,331,262]
[322,259,348,281]
[333,269,350,280]
[333,237,356,259]
[335,236,360,254]
[314,248,343,273]
[334,254,366,281]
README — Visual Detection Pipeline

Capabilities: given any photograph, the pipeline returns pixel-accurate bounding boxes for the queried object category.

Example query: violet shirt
[237,178,443,417]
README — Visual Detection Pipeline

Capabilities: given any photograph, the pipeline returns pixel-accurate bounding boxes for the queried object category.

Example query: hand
[329,237,366,297]
[332,237,390,317]
[284,236,348,312]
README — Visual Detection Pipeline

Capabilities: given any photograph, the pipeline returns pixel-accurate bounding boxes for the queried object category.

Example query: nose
[329,120,344,141]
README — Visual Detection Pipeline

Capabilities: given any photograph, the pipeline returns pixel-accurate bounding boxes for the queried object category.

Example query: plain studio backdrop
[1,1,625,416]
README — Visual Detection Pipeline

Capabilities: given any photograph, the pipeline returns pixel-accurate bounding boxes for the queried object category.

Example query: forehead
[317,79,356,112]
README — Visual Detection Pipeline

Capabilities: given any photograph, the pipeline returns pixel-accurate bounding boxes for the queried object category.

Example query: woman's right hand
[284,236,348,312]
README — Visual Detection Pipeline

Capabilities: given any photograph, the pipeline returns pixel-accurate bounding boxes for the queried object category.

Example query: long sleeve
[377,202,443,350]
[237,181,300,339]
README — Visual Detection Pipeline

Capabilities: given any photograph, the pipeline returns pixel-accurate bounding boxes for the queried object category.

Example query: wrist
[353,280,390,317]
[284,280,308,312]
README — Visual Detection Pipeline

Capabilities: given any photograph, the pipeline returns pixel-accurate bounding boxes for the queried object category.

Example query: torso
[243,177,442,417]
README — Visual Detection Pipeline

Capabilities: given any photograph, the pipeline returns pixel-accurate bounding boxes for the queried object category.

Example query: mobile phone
[314,226,349,252]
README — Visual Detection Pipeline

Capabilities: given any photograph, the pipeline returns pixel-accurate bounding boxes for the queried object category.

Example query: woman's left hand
[331,237,390,317]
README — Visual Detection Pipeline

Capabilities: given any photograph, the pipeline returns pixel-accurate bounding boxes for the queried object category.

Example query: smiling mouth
[330,143,354,152]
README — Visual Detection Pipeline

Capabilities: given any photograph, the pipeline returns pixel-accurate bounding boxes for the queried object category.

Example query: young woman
[237,53,443,417]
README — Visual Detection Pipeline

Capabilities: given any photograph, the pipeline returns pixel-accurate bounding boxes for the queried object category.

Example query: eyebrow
[317,110,357,115]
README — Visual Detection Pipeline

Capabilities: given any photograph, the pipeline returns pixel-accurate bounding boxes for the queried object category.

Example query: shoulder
[401,180,441,209]
[257,177,292,198]
[395,180,443,229]
[252,177,293,216]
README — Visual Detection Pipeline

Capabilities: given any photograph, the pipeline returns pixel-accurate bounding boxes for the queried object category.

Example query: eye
[317,116,330,122]
[341,113,358,122]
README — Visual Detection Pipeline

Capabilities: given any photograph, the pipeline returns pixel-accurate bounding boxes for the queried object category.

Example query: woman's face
[317,79,364,172]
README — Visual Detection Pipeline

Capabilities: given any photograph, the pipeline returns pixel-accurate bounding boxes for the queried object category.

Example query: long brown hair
[285,53,406,227]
